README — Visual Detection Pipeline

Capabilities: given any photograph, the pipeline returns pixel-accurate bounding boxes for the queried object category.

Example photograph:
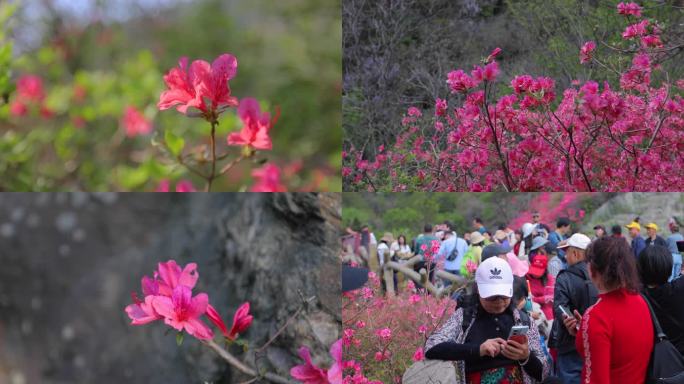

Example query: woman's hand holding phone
[480,338,506,357]
[562,309,582,336]
[502,339,530,361]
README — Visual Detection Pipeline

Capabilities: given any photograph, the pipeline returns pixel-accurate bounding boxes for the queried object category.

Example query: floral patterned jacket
[424,306,550,384]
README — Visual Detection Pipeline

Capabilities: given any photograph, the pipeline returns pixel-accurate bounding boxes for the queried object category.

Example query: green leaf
[176,332,184,346]
[165,129,185,157]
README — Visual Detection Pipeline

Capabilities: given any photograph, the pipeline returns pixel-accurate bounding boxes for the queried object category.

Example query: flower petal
[184,317,214,340]
[178,262,198,288]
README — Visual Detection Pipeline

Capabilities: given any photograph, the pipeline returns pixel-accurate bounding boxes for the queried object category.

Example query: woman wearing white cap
[425,257,550,383]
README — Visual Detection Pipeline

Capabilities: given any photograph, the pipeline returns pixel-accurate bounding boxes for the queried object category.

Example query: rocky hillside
[0,193,341,384]
[583,193,684,236]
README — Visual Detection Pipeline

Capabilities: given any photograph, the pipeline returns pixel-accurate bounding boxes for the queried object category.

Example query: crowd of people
[344,213,684,383]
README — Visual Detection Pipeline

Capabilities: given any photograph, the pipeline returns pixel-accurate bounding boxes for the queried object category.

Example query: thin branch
[203,340,297,384]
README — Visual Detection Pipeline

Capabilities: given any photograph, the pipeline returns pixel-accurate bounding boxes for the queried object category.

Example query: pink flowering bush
[343,3,684,192]
[342,273,456,383]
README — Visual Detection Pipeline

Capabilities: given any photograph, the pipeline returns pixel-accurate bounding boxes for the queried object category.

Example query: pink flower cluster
[158,54,238,117]
[124,260,252,341]
[158,54,276,152]
[579,41,596,64]
[156,180,197,192]
[9,75,53,118]
[343,7,684,192]
[290,339,343,384]
[123,106,153,137]
[617,2,642,17]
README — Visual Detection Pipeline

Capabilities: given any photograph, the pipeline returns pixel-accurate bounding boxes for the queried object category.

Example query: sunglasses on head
[484,295,510,302]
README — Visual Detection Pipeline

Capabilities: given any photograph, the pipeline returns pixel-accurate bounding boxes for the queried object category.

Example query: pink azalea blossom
[355,321,366,329]
[622,20,649,39]
[158,54,238,117]
[327,339,343,384]
[250,164,287,192]
[10,75,51,118]
[227,302,253,340]
[377,328,392,342]
[156,180,197,192]
[123,106,153,137]
[16,75,45,102]
[580,41,596,64]
[152,285,214,340]
[175,180,196,192]
[486,47,502,63]
[227,97,273,150]
[290,346,329,384]
[409,294,422,304]
[412,347,424,362]
[125,260,231,342]
[125,294,162,325]
[447,69,477,93]
[9,101,27,117]
[617,2,642,17]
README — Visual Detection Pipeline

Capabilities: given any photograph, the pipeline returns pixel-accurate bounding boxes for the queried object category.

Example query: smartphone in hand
[508,325,529,345]
[559,305,571,318]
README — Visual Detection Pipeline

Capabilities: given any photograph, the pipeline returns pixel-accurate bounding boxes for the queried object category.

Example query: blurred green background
[0,0,341,191]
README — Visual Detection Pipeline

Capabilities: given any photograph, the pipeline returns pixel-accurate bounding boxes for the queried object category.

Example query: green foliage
[0,2,16,102]
[0,0,340,191]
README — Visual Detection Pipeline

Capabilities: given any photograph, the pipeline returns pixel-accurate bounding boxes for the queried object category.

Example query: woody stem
[206,119,218,192]
[203,339,297,384]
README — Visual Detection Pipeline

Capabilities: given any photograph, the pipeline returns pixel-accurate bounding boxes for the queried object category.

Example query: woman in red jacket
[563,236,653,383]
[526,251,555,321]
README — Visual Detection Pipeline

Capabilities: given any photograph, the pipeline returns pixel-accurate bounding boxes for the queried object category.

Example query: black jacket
[645,235,668,248]
[644,277,684,356]
[549,261,599,354]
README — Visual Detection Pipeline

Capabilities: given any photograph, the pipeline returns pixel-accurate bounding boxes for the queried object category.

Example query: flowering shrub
[342,274,456,383]
[156,53,282,191]
[343,3,684,192]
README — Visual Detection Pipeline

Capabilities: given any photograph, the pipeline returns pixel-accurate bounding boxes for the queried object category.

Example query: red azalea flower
[227,302,253,340]
[123,106,153,137]
[250,164,287,192]
[158,54,238,118]
[290,346,329,384]
[580,41,596,64]
[227,98,273,150]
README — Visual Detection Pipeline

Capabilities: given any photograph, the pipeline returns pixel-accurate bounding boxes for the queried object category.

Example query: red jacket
[528,274,555,320]
[576,288,653,383]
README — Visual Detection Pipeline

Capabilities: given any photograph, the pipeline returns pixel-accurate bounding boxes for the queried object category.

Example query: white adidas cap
[475,257,514,298]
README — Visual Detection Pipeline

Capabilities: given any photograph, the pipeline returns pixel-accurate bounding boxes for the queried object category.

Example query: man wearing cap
[644,222,667,248]
[593,225,605,240]
[436,221,468,284]
[626,221,646,260]
[549,234,598,384]
[425,257,549,383]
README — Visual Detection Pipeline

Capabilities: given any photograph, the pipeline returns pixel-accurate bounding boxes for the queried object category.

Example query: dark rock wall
[0,193,341,384]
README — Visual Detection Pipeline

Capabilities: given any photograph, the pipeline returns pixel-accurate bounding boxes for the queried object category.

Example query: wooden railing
[340,239,468,298]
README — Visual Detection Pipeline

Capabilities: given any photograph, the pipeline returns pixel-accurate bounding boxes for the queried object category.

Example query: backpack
[642,293,684,384]
[459,246,479,276]
[446,238,460,262]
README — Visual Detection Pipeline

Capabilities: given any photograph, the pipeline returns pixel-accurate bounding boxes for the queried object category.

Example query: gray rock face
[0,193,341,384]
[403,360,458,384]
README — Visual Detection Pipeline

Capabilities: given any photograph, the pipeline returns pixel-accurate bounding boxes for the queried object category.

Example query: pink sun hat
[506,252,529,277]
